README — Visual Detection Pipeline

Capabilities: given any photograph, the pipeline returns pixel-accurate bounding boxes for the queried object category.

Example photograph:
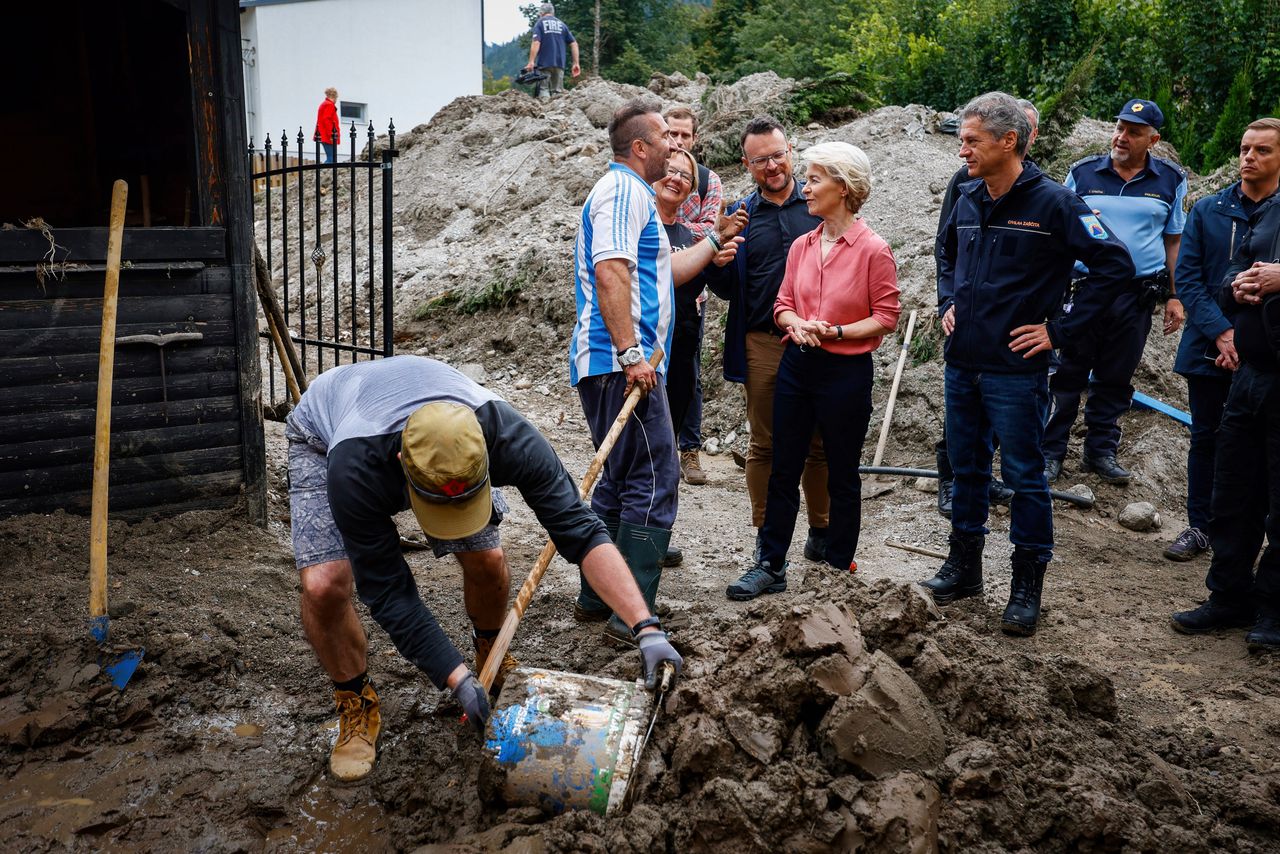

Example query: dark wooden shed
[0,0,266,522]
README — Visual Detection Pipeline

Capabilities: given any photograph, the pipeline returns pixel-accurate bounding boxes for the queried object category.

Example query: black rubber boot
[1001,548,1048,636]
[575,512,619,622]
[802,527,828,561]
[919,532,984,603]
[603,522,671,648]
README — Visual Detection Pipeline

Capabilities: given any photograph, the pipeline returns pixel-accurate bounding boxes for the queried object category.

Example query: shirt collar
[754,177,807,208]
[608,161,656,197]
[1096,152,1160,179]
[808,216,867,246]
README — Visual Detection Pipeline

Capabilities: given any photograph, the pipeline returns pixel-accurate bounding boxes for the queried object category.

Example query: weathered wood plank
[0,346,238,389]
[0,470,244,518]
[0,227,226,264]
[0,320,234,356]
[0,445,242,498]
[0,396,239,444]
[0,292,234,330]
[0,420,241,474]
[0,265,229,300]
[0,370,240,416]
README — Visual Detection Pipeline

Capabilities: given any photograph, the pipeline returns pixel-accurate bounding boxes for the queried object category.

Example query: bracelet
[630,616,662,637]
[836,325,843,340]
[707,232,722,251]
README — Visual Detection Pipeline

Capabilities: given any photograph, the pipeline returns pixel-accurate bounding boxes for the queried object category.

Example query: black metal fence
[249,121,398,409]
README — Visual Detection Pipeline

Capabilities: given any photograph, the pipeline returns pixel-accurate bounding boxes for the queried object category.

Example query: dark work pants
[760,346,872,570]
[946,365,1053,560]
[577,372,678,531]
[1205,363,1280,614]
[666,322,701,452]
[1043,289,1153,460]
[678,314,704,451]
[1185,373,1232,532]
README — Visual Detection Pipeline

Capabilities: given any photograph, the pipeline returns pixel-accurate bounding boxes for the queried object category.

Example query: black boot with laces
[919,532,984,603]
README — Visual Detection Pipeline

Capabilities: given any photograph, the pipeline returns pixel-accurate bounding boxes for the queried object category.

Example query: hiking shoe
[680,449,708,485]
[1163,527,1209,562]
[1081,454,1131,485]
[473,630,519,692]
[1044,458,1063,484]
[1247,617,1280,652]
[726,560,788,601]
[1171,600,1255,634]
[988,479,1014,505]
[330,683,381,782]
[661,545,684,567]
[920,532,984,604]
[803,527,828,562]
[937,478,954,519]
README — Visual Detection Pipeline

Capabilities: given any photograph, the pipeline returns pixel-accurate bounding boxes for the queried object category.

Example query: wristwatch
[617,345,644,367]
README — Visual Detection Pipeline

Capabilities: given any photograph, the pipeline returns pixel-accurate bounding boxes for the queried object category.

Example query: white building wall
[242,0,481,155]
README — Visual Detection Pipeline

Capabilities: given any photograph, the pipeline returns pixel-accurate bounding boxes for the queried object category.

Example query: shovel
[478,350,671,816]
[88,179,144,691]
[863,309,918,500]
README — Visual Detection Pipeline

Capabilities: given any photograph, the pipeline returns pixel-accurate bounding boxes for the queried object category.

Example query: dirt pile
[430,572,1280,854]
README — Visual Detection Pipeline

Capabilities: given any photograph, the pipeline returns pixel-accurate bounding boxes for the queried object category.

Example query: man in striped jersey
[571,98,741,645]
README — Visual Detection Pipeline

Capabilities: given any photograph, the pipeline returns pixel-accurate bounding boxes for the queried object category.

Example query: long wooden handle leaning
[478,347,664,692]
[89,180,129,621]
[871,310,918,469]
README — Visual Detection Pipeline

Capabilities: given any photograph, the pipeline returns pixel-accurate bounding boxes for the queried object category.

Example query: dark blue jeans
[760,346,872,570]
[321,142,337,164]
[1206,363,1280,614]
[1043,289,1152,460]
[577,372,678,530]
[1185,373,1232,532]
[946,365,1053,560]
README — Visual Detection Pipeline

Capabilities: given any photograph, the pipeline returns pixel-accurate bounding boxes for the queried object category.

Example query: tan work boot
[680,449,708,485]
[330,683,380,782]
[473,630,519,693]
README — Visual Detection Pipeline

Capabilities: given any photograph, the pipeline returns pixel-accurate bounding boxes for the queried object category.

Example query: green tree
[1201,62,1257,169]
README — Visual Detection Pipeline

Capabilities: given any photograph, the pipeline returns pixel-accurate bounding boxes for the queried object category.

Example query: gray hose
[859,466,1095,509]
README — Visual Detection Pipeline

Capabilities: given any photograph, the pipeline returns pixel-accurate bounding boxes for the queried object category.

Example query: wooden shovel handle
[870,309,917,469]
[478,347,664,692]
[89,180,129,621]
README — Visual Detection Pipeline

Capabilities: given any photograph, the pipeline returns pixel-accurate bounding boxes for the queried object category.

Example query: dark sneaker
[1081,454,1131,485]
[937,478,954,519]
[988,479,1014,505]
[1163,527,1209,562]
[1044,458,1064,484]
[662,545,684,567]
[726,560,788,601]
[803,528,828,562]
[1247,617,1280,652]
[1170,600,1255,634]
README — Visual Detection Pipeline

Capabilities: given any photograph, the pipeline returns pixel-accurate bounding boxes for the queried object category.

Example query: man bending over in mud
[286,355,681,781]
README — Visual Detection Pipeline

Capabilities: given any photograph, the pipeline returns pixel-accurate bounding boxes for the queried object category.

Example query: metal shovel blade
[480,666,654,816]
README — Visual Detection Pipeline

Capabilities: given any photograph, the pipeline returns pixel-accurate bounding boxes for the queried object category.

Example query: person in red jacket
[315,87,340,163]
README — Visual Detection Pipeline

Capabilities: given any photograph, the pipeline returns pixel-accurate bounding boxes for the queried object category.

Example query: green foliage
[414,275,525,319]
[1201,62,1257,169]
[1034,43,1102,172]
[482,67,513,96]
[785,73,875,126]
[484,36,529,82]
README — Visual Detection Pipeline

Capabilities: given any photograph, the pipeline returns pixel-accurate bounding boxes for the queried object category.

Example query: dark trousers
[1043,289,1152,460]
[678,316,704,451]
[1185,373,1232,532]
[946,365,1053,560]
[760,346,872,570]
[1205,363,1280,614]
[666,319,702,451]
[577,372,679,531]
[936,430,1001,482]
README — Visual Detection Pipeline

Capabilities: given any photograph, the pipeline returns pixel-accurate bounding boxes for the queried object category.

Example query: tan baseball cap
[400,402,492,541]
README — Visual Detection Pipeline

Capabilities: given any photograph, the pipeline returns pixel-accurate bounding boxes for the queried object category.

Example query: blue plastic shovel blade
[103,649,145,691]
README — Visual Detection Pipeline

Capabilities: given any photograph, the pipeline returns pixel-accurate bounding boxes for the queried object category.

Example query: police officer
[1042,98,1188,486]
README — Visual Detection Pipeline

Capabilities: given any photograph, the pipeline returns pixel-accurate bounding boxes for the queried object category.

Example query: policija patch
[1079,214,1109,239]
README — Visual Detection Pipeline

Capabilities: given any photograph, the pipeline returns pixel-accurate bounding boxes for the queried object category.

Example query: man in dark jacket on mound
[921,92,1133,636]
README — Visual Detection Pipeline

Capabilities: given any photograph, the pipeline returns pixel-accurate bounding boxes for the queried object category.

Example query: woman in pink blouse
[727,142,901,598]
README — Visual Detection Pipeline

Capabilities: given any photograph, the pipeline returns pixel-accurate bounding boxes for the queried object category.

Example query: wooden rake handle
[478,347,664,692]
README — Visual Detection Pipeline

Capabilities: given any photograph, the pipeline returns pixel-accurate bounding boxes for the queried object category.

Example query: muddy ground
[4,77,1280,851]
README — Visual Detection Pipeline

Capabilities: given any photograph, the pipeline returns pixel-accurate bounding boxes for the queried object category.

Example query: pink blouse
[774,218,901,355]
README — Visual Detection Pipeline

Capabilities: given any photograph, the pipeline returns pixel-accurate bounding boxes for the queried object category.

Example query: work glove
[637,630,682,692]
[453,671,491,732]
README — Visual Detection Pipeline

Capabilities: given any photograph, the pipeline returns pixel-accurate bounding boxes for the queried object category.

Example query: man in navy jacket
[921,92,1133,636]
[1164,121,1280,562]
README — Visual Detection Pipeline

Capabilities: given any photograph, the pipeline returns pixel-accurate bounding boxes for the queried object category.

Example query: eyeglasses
[747,149,790,168]
[665,167,693,184]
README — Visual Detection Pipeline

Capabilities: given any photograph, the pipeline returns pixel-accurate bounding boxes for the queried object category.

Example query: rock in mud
[846,771,941,854]
[1119,501,1161,531]
[818,650,945,778]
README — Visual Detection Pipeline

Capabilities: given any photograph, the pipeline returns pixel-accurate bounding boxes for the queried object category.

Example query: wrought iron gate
[249,122,398,410]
